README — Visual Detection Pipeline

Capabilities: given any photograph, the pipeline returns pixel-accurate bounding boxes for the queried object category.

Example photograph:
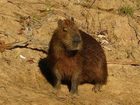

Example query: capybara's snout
[72,34,81,43]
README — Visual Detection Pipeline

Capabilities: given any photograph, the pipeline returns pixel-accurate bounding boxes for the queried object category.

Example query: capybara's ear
[71,17,74,22]
[58,19,63,28]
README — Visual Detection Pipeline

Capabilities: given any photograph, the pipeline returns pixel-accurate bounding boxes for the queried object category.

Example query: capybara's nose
[73,35,81,43]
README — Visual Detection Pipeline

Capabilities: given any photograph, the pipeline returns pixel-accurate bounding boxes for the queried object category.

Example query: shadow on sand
[38,57,56,86]
[38,57,71,91]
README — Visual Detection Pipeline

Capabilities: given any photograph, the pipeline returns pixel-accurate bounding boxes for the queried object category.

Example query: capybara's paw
[70,89,78,95]
[92,84,102,93]
[52,89,66,99]
[54,81,61,90]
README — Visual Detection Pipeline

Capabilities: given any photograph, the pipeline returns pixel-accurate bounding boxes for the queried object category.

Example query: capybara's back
[79,30,108,92]
[47,17,108,94]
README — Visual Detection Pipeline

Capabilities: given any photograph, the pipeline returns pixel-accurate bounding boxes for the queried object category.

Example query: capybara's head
[57,17,82,51]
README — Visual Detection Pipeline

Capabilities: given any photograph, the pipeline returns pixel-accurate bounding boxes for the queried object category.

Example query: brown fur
[47,18,108,94]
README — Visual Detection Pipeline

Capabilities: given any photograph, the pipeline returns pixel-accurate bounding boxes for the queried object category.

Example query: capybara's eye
[63,27,68,32]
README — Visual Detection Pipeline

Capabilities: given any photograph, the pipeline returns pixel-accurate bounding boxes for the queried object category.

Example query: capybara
[47,17,108,94]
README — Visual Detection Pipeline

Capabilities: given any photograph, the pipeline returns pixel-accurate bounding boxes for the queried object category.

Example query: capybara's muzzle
[72,35,81,44]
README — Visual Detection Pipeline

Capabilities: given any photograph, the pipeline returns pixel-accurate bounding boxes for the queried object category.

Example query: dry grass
[118,5,134,16]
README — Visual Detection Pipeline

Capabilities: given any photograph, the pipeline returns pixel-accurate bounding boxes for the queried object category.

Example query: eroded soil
[0,0,140,105]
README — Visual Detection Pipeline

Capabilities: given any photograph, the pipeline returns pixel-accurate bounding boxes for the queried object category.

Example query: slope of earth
[0,0,140,105]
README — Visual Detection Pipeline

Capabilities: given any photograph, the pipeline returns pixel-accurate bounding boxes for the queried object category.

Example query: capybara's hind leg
[92,84,102,93]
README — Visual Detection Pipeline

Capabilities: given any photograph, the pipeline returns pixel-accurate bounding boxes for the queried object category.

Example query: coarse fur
[47,17,108,94]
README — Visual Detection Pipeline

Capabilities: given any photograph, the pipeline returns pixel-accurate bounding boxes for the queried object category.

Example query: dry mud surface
[0,0,140,105]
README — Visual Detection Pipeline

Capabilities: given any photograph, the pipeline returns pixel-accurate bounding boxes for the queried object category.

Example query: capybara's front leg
[54,69,67,98]
[54,69,61,90]
[70,72,80,94]
[70,79,78,94]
